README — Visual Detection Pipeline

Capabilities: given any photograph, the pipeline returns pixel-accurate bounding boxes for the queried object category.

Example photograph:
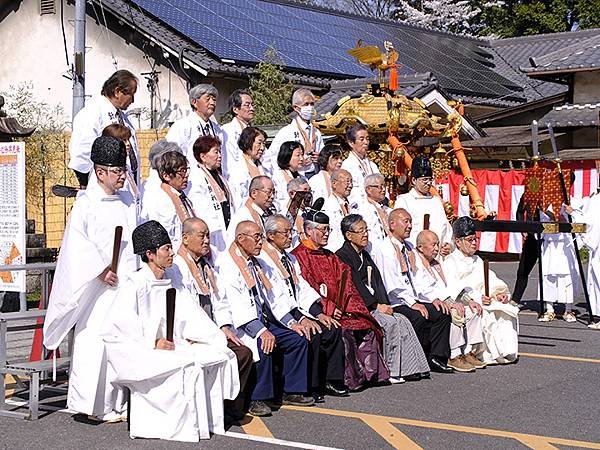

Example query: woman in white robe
[272,141,304,213]
[188,135,236,253]
[228,126,267,205]
[308,143,343,201]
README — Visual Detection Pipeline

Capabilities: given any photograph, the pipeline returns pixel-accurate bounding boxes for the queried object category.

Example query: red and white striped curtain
[437,161,598,253]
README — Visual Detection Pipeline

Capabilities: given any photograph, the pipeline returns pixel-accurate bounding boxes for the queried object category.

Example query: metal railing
[0,263,56,312]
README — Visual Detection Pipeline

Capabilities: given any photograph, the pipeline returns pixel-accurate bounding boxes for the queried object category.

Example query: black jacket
[335,240,390,310]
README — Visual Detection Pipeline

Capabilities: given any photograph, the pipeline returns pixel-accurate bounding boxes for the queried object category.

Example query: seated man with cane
[103,220,239,442]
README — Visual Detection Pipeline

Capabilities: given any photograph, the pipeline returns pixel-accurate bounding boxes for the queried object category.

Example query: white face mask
[298,105,315,121]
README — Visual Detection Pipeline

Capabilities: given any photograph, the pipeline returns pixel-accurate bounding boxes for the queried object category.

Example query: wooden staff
[110,226,123,273]
[336,269,349,315]
[166,288,176,342]
[423,214,430,231]
[366,265,372,289]
[483,259,490,298]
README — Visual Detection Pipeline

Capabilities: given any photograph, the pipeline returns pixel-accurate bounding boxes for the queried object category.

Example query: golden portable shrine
[314,41,489,221]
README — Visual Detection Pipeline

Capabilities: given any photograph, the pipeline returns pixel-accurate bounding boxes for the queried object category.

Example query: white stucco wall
[0,0,199,128]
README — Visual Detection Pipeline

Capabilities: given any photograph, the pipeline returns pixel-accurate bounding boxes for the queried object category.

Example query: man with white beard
[442,217,519,364]
[103,220,239,442]
[43,136,139,422]
[414,230,485,372]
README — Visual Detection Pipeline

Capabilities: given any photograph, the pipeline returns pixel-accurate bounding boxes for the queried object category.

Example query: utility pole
[72,0,86,119]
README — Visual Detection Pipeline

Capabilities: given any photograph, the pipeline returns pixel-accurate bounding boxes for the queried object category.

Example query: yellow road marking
[239,415,274,438]
[520,352,600,364]
[360,415,422,449]
[284,405,600,449]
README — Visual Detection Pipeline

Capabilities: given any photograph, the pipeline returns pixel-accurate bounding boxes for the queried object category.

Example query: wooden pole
[110,226,123,274]
[166,288,176,342]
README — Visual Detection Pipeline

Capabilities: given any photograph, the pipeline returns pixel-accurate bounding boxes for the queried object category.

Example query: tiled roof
[521,34,600,75]
[486,29,600,101]
[538,103,600,127]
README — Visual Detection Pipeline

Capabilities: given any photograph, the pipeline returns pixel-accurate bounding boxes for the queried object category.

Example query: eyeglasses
[101,166,127,176]
[241,232,265,242]
[462,236,479,244]
[256,188,276,196]
[367,184,385,190]
[349,228,369,235]
[175,167,190,176]
[416,177,433,183]
[241,102,254,108]
[315,226,331,234]
[274,229,293,236]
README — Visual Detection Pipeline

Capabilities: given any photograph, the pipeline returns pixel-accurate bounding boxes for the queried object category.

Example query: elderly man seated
[217,220,314,417]
[413,230,485,372]
[336,214,430,383]
[260,214,346,402]
[227,175,275,240]
[372,208,453,374]
[442,217,519,365]
[292,204,389,391]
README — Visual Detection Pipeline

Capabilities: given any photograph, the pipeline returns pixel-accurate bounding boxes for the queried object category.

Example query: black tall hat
[133,220,171,255]
[452,216,476,239]
[411,155,433,179]
[90,136,127,167]
[303,197,329,224]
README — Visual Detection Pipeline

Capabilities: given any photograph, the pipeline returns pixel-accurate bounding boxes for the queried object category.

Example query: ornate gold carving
[542,223,559,234]
[571,223,587,234]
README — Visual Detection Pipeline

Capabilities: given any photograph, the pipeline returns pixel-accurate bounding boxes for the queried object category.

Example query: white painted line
[225,431,344,450]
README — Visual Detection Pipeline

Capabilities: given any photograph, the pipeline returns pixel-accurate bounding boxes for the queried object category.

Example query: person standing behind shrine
[141,151,194,250]
[190,135,235,253]
[336,214,430,383]
[309,143,343,200]
[69,70,139,191]
[395,155,453,258]
[272,141,304,213]
[228,126,267,204]
[341,124,381,206]
[221,89,255,178]
[265,88,323,178]
[44,136,139,422]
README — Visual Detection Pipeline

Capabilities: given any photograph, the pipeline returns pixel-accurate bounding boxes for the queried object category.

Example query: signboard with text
[0,142,26,292]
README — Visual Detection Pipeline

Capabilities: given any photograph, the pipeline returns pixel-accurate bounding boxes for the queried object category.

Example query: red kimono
[292,241,389,389]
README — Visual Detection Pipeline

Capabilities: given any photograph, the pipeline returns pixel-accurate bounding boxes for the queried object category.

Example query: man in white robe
[372,208,454,374]
[216,221,313,417]
[395,155,453,257]
[221,89,255,178]
[265,88,323,177]
[69,70,140,193]
[260,215,346,402]
[103,220,238,442]
[227,175,275,242]
[341,124,381,206]
[141,150,194,250]
[567,194,600,328]
[322,169,356,252]
[43,136,138,421]
[414,230,485,372]
[538,207,579,322]
[169,218,253,420]
[442,216,519,364]
[355,173,390,252]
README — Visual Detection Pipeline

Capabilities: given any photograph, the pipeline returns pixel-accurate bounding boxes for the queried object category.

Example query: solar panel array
[130,0,523,99]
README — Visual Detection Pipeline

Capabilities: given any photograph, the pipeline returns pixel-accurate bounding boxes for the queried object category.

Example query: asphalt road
[2,261,599,450]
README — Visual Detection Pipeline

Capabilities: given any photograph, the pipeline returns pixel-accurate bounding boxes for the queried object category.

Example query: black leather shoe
[429,357,455,373]
[282,394,315,406]
[420,371,431,379]
[313,393,325,403]
[325,382,350,397]
[403,373,421,382]
[248,400,272,417]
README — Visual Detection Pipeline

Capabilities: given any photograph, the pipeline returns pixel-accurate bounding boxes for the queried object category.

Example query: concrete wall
[573,71,600,104]
[0,0,212,128]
